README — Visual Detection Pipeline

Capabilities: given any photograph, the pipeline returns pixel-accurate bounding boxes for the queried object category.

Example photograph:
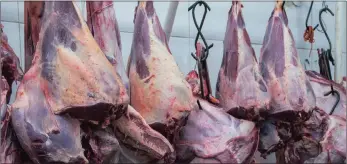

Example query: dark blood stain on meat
[70,42,76,52]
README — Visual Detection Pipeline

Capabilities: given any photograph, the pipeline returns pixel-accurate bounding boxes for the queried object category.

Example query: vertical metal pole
[164,1,179,43]
[334,2,344,83]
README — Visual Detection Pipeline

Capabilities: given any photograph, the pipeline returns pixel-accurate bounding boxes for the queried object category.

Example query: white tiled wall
[1,1,346,99]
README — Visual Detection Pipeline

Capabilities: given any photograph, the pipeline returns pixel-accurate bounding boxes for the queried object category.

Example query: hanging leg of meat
[112,105,175,163]
[177,72,259,163]
[127,1,194,142]
[10,1,130,163]
[24,2,44,72]
[306,70,346,117]
[86,1,129,94]
[259,2,316,123]
[216,1,270,121]
[15,1,129,124]
[1,24,24,103]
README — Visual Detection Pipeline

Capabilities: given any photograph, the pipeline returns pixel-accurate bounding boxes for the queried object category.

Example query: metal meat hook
[188,1,218,105]
[319,6,334,54]
[306,1,319,30]
[324,84,340,115]
[189,0,214,61]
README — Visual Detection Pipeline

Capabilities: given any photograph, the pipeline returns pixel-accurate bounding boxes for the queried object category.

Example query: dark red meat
[127,1,194,142]
[216,1,270,121]
[86,1,129,93]
[259,4,316,123]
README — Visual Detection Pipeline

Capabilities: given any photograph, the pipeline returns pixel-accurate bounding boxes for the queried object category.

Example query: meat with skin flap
[178,70,259,163]
[86,1,129,94]
[216,1,270,121]
[175,99,259,164]
[112,105,175,163]
[127,1,194,142]
[259,4,316,123]
[10,2,129,163]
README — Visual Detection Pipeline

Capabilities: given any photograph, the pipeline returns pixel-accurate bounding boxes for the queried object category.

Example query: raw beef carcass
[176,70,259,163]
[86,1,129,93]
[127,1,194,141]
[306,70,346,117]
[1,24,24,102]
[259,2,316,122]
[113,105,175,163]
[216,1,270,121]
[10,1,129,163]
[24,2,44,72]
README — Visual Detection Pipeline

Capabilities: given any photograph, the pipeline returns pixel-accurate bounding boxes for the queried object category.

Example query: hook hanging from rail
[319,6,334,55]
[188,1,218,106]
[189,0,213,61]
[319,6,339,115]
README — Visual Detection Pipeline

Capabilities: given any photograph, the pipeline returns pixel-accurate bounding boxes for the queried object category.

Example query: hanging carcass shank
[175,69,259,163]
[216,1,270,121]
[86,1,129,93]
[127,1,194,141]
[259,2,316,122]
[10,1,129,163]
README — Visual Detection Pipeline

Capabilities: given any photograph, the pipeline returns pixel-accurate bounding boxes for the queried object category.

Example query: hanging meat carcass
[175,68,259,163]
[1,24,24,102]
[258,2,321,162]
[24,2,44,72]
[85,2,175,163]
[10,1,131,163]
[86,1,129,93]
[216,1,270,121]
[306,70,346,117]
[127,1,194,142]
[259,1,316,123]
